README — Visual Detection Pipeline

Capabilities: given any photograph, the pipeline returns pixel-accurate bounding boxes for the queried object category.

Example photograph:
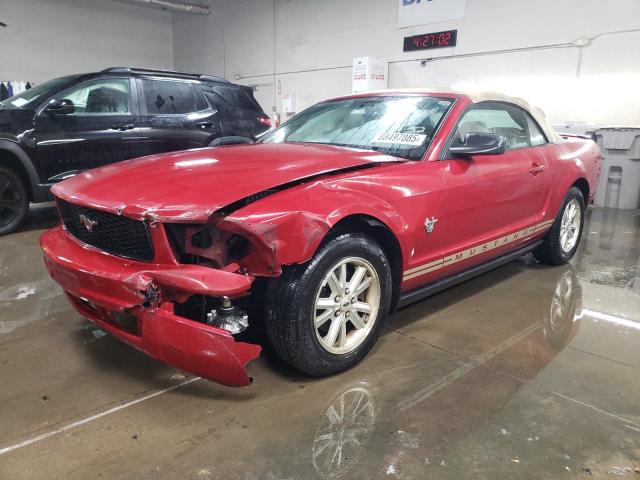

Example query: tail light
[257,116,272,127]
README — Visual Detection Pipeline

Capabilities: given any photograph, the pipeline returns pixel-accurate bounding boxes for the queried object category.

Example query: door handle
[195,121,213,129]
[529,163,546,175]
[110,124,135,131]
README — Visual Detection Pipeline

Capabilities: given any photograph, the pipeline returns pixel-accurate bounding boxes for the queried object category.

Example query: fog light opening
[111,309,140,335]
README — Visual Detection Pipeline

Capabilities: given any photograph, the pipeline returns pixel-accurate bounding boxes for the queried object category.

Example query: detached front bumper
[40,226,261,387]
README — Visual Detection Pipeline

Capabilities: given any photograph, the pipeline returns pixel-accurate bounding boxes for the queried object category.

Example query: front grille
[57,199,154,262]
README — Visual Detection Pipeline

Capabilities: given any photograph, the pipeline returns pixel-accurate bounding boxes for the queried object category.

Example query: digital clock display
[403,29,457,52]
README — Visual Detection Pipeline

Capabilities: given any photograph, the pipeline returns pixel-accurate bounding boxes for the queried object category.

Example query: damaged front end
[40,218,263,387]
[41,186,335,387]
[40,144,404,386]
[164,208,331,277]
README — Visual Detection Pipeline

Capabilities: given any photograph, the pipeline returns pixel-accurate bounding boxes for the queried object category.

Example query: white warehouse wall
[0,0,174,83]
[173,0,640,126]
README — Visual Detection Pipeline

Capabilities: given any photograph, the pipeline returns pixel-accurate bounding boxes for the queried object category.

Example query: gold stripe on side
[404,258,444,276]
[534,220,554,231]
[403,262,444,281]
[402,219,554,281]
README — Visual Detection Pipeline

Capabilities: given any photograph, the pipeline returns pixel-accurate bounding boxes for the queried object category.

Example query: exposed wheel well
[0,149,32,201]
[572,178,589,203]
[323,214,403,313]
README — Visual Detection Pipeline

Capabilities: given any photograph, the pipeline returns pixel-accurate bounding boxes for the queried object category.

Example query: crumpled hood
[52,143,402,222]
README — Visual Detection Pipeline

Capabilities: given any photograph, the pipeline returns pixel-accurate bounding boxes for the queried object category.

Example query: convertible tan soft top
[337,88,563,143]
[463,90,562,143]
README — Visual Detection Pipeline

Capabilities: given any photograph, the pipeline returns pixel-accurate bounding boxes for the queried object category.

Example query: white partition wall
[173,0,640,127]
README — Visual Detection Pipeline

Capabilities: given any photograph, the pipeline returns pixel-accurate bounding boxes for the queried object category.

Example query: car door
[34,77,141,182]
[136,77,221,156]
[436,101,548,275]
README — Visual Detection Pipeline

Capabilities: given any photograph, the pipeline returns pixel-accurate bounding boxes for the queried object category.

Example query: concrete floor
[1,206,639,479]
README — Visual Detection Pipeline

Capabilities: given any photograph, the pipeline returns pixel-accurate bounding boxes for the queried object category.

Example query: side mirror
[45,99,75,115]
[450,132,506,156]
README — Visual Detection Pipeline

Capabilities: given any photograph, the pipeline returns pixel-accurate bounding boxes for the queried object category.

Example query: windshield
[262,96,453,160]
[0,75,78,109]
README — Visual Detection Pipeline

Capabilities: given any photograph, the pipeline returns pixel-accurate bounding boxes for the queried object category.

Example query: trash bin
[593,128,640,210]
[553,122,598,137]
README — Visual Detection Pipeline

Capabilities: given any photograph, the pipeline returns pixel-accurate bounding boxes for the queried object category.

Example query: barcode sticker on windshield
[372,132,427,146]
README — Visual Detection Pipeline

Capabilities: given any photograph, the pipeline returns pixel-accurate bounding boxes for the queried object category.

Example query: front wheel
[0,167,29,236]
[265,232,392,377]
[534,187,585,265]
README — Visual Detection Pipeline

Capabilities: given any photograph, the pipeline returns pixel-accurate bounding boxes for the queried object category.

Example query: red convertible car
[39,90,601,387]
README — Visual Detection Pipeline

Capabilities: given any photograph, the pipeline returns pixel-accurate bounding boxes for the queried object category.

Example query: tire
[0,166,29,236]
[533,187,585,265]
[265,232,392,377]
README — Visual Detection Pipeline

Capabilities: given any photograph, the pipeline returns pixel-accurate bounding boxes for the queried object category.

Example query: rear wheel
[0,167,28,236]
[534,187,585,265]
[265,232,392,377]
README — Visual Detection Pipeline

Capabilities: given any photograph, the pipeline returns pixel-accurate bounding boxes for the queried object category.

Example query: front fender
[218,181,407,274]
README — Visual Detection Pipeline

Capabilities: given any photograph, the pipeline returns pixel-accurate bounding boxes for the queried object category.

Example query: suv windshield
[0,75,78,109]
[262,95,453,160]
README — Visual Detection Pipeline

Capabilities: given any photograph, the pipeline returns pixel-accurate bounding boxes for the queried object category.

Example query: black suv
[0,67,272,235]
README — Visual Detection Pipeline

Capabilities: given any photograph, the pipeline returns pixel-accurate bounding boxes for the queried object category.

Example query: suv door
[436,101,549,275]
[34,77,141,182]
[136,78,220,156]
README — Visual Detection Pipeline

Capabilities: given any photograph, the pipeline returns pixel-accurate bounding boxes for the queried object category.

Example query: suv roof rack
[100,67,230,83]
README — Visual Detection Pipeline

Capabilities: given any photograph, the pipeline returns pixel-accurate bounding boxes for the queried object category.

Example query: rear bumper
[40,226,261,387]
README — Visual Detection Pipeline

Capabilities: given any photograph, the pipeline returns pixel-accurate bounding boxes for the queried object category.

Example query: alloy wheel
[313,257,381,355]
[559,198,581,253]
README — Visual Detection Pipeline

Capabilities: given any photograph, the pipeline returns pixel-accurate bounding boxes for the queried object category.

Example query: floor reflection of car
[542,269,582,348]
[312,384,376,479]
[310,265,582,479]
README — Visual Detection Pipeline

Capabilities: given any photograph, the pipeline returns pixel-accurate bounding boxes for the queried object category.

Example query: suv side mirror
[450,132,506,156]
[45,99,75,115]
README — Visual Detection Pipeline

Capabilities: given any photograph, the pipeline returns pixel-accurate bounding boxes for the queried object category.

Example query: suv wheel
[534,187,585,265]
[0,167,29,236]
[265,232,392,377]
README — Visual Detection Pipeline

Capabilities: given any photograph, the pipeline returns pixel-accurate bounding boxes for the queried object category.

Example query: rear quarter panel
[542,137,601,218]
